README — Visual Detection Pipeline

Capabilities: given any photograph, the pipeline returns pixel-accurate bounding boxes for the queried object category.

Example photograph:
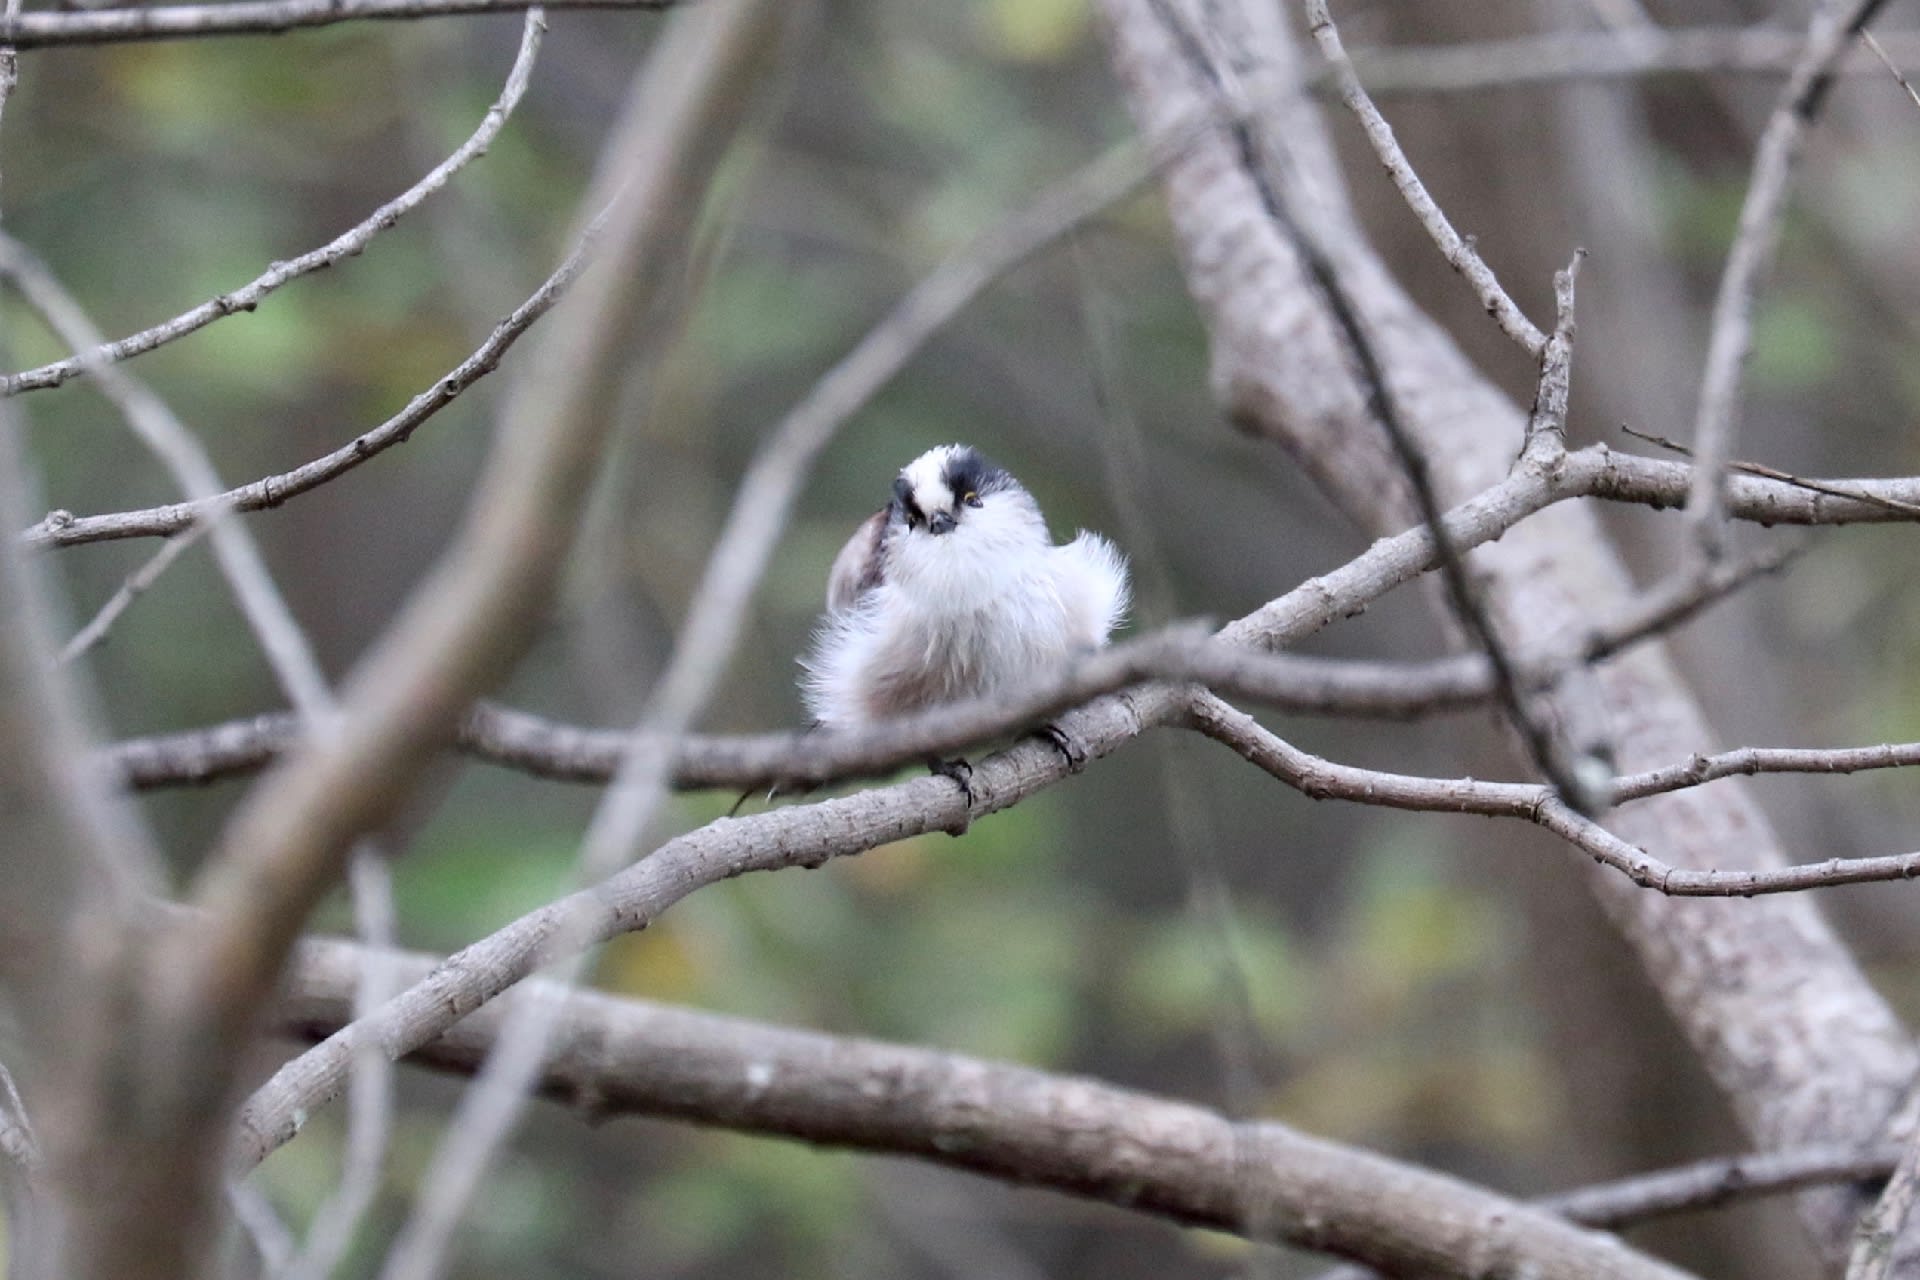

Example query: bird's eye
[962,491,981,508]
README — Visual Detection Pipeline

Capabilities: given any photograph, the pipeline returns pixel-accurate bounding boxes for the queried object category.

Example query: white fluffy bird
[802,445,1129,783]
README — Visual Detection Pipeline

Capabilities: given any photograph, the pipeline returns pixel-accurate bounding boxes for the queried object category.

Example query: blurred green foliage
[19,0,1920,1277]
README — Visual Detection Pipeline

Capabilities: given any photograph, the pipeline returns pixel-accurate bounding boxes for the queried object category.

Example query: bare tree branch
[22,79,1166,553]
[377,8,797,1274]
[1189,692,1920,896]
[1543,1145,1896,1231]
[234,443,1574,1174]
[0,233,335,719]
[1145,0,1603,812]
[3,12,544,396]
[276,938,1920,1261]
[0,416,161,1279]
[225,1181,295,1276]
[1303,0,1549,357]
[22,191,612,550]
[1093,0,1919,1262]
[1585,446,1920,523]
[0,126,415,1280]
[272,937,1693,1280]
[104,630,1494,789]
[1684,0,1891,555]
[120,666,1920,814]
[99,536,1800,797]
[1620,425,1920,518]
[0,0,660,48]
[17,8,786,1279]
[1525,251,1584,450]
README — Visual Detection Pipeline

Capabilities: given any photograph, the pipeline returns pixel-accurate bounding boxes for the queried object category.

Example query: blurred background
[7,0,1920,1275]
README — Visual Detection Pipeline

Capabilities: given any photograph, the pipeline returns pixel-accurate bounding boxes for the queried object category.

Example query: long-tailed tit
[801,443,1129,808]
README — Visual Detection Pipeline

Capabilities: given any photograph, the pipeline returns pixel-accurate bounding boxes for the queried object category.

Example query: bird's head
[888,444,1034,545]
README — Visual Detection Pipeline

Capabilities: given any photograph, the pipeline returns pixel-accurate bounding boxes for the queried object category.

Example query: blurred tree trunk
[1345,3,1808,1276]
[1094,0,1917,1271]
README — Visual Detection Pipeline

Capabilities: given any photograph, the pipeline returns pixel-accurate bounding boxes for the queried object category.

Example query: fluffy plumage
[802,444,1130,729]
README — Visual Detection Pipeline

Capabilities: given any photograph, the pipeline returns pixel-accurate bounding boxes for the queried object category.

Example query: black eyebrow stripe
[892,476,921,518]
[941,447,1008,499]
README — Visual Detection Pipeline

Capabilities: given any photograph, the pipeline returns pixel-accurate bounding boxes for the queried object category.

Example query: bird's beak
[928,511,956,536]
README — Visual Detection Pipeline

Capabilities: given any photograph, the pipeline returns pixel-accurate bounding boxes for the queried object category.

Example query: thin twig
[58,521,209,663]
[0,0,659,48]
[1524,251,1584,451]
[1684,0,1892,556]
[122,681,1920,817]
[1610,740,1920,804]
[1583,444,1920,523]
[3,10,546,396]
[1303,0,1547,357]
[23,191,617,549]
[1580,536,1806,666]
[95,641,1490,791]
[1188,693,1920,897]
[1341,29,1920,97]
[1621,425,1920,518]
[0,235,335,720]
[1857,30,1920,110]
[1544,1143,1895,1228]
[23,68,1172,553]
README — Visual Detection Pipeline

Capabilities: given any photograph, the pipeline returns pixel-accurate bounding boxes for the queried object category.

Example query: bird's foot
[1037,721,1089,774]
[929,757,974,835]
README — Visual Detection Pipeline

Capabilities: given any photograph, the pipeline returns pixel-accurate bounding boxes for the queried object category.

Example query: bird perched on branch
[802,443,1129,813]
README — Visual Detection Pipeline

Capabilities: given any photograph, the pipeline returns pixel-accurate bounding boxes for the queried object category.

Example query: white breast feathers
[802,518,1128,730]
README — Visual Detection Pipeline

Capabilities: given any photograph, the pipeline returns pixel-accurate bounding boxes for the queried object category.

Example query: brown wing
[826,507,888,613]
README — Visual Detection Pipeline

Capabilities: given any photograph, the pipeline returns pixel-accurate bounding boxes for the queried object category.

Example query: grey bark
[1094,0,1916,1265]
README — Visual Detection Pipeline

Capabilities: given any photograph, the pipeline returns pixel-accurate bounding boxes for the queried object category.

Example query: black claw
[929,757,975,834]
[1039,722,1089,774]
